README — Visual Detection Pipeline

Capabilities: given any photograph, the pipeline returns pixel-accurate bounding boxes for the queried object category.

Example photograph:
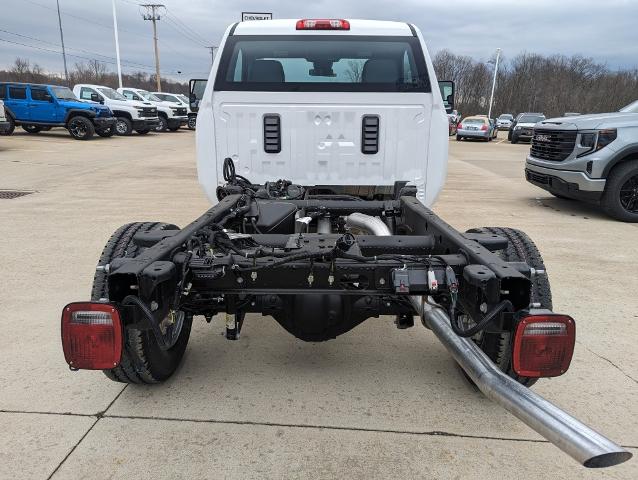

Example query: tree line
[0,57,189,94]
[433,50,638,118]
[2,52,637,117]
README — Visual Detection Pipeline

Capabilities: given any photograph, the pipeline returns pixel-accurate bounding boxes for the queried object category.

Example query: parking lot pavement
[0,129,636,479]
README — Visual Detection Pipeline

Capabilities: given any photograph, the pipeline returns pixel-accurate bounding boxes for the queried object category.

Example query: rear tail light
[512,314,575,377]
[481,124,488,131]
[61,302,123,370]
[296,19,350,30]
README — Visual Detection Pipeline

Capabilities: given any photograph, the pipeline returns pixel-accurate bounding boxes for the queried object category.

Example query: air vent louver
[362,115,379,154]
[263,114,281,153]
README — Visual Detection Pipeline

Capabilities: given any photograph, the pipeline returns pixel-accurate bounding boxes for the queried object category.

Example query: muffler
[347,213,631,468]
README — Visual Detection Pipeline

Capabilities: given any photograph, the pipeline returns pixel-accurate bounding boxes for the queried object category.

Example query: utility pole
[487,47,501,120]
[111,0,123,88]
[141,4,165,92]
[207,46,217,65]
[55,0,69,85]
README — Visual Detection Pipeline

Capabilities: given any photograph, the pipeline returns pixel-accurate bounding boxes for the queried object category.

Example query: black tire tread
[466,226,553,387]
[91,222,188,384]
[601,160,638,222]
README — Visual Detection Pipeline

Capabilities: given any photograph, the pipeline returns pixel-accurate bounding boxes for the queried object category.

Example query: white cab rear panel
[196,20,448,207]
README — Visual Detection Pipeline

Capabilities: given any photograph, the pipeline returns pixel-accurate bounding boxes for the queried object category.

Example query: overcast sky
[1,0,636,81]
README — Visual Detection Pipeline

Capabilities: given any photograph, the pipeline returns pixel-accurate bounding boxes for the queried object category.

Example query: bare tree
[345,60,363,83]
[10,58,31,81]
[433,50,638,117]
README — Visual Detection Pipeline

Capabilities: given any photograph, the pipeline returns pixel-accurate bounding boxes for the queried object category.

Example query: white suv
[118,88,188,132]
[73,84,160,135]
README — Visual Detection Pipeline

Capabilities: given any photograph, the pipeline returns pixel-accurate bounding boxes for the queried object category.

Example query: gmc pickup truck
[526,101,638,222]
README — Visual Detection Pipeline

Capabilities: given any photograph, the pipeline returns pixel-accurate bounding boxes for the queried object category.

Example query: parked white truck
[118,87,188,132]
[73,84,160,135]
[152,92,196,130]
[61,19,630,468]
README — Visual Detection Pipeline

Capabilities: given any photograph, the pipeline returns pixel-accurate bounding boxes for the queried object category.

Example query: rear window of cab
[214,35,430,93]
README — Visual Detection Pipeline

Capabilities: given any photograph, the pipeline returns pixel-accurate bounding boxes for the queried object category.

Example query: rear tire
[0,115,15,135]
[601,160,638,222]
[67,116,94,140]
[463,227,553,387]
[93,222,192,384]
[187,116,196,130]
[22,125,42,134]
[456,135,461,141]
[115,117,133,136]
[511,134,519,144]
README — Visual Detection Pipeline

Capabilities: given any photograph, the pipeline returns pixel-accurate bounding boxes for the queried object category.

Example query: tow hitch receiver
[61,302,123,370]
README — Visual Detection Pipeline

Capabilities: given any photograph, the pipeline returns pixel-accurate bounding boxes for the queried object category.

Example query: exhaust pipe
[412,297,631,468]
[347,213,631,468]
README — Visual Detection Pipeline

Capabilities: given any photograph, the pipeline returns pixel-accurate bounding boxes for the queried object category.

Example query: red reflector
[512,314,575,377]
[61,302,123,370]
[296,19,350,30]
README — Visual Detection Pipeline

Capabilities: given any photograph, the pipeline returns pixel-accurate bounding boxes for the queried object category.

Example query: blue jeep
[0,82,116,140]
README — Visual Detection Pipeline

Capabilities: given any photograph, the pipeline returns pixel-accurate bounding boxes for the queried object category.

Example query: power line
[164,8,210,45]
[21,0,182,56]
[164,17,208,47]
[163,16,208,48]
[0,37,165,74]
[0,28,159,72]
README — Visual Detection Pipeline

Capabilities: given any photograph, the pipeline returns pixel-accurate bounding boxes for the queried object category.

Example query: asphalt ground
[0,128,636,479]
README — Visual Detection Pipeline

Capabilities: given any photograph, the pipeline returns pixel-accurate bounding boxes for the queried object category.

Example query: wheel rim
[619,174,638,213]
[156,118,166,131]
[115,120,128,134]
[69,120,86,137]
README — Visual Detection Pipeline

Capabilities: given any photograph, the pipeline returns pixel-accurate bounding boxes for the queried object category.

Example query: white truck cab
[118,87,188,132]
[195,19,450,206]
[73,84,160,135]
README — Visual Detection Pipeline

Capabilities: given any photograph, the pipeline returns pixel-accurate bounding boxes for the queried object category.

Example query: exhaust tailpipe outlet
[349,212,631,468]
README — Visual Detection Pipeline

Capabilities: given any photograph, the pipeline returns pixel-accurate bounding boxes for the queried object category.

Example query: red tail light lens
[296,19,350,30]
[512,314,575,377]
[481,124,488,131]
[61,302,123,370]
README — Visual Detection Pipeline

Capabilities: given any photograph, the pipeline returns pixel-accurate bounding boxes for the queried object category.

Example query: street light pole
[111,0,123,88]
[487,47,501,119]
